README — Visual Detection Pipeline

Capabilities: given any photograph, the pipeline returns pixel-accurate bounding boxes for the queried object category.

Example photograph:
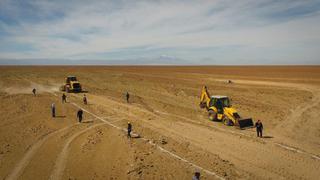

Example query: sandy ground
[0,66,319,180]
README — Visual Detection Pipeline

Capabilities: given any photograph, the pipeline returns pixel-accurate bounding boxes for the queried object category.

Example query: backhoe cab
[200,86,254,129]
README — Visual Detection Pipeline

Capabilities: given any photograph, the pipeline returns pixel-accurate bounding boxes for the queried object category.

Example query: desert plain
[0,66,319,180]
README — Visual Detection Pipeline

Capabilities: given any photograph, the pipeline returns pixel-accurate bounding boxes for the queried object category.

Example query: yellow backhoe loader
[60,76,82,93]
[200,86,253,129]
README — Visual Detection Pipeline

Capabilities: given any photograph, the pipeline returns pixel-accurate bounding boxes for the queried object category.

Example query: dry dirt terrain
[0,66,319,180]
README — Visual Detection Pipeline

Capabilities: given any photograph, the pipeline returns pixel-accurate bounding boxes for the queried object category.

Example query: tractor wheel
[208,110,217,121]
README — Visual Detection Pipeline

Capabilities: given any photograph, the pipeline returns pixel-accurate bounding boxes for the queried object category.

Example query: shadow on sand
[81,120,94,123]
[54,115,66,118]
[263,136,274,139]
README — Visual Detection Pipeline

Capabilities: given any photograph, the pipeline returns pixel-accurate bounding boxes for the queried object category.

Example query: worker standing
[192,170,201,180]
[77,109,83,123]
[83,94,87,105]
[127,122,132,138]
[51,103,56,118]
[255,120,263,138]
[126,92,130,103]
[32,88,36,96]
[62,93,67,103]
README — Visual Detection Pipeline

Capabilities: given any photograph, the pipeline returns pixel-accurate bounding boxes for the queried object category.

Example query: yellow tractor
[200,86,253,129]
[60,76,82,93]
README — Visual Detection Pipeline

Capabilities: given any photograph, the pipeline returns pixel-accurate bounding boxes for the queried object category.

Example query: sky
[0,0,320,65]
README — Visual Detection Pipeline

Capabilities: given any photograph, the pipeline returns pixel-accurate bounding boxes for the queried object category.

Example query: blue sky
[0,0,320,65]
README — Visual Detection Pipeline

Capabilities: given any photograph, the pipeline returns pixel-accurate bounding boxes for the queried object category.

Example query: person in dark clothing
[51,103,56,117]
[62,93,67,103]
[127,122,132,138]
[192,170,200,180]
[83,94,87,105]
[77,109,83,123]
[126,92,130,103]
[255,120,263,138]
[32,88,36,96]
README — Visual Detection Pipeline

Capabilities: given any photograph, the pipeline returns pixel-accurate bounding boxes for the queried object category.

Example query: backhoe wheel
[59,85,65,91]
[208,110,217,121]
[223,118,234,126]
[199,102,206,109]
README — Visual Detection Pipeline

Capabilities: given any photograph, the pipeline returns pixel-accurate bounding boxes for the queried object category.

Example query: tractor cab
[66,76,77,84]
[209,96,231,113]
[60,76,82,93]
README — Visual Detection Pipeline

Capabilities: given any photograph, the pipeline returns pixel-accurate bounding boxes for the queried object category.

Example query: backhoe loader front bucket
[238,118,254,129]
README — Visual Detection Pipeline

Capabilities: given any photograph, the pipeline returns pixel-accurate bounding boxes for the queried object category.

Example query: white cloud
[0,0,320,64]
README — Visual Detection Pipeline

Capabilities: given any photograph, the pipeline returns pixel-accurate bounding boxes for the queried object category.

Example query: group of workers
[40,88,133,136]
[49,93,87,123]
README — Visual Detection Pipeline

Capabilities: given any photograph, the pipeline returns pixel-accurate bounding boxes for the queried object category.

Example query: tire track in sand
[3,83,99,180]
[5,124,78,180]
[6,116,96,180]
[49,122,107,180]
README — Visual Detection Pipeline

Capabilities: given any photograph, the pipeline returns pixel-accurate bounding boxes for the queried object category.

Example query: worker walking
[32,88,36,96]
[62,93,67,103]
[255,120,263,138]
[127,122,132,138]
[77,109,83,123]
[126,92,130,103]
[83,94,87,105]
[51,103,56,118]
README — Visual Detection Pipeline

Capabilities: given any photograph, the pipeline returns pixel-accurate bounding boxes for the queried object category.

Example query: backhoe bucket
[238,118,254,129]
